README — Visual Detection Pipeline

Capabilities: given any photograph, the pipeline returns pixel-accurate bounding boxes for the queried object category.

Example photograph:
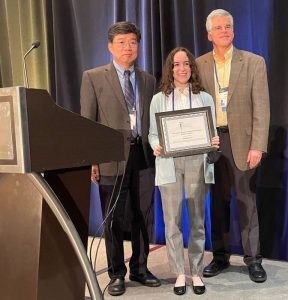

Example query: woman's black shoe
[192,283,205,295]
[173,284,186,295]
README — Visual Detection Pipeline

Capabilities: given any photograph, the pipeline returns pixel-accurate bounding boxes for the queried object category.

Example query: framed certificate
[156,106,216,158]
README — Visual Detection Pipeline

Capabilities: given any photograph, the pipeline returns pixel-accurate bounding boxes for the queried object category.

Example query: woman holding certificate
[148,47,219,296]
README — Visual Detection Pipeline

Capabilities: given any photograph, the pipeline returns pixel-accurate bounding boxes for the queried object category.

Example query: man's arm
[80,70,101,181]
[248,56,270,168]
[80,71,98,121]
[250,56,270,152]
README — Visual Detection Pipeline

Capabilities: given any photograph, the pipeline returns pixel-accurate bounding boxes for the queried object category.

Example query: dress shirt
[213,46,233,127]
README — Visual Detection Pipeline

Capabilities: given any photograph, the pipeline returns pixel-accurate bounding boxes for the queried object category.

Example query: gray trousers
[159,155,207,276]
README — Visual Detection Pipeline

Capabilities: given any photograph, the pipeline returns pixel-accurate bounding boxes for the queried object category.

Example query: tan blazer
[196,47,270,171]
[80,63,156,176]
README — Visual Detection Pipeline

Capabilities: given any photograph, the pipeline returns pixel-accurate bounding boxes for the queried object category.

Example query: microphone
[23,41,40,88]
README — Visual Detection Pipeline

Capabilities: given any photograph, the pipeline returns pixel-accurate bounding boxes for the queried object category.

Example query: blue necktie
[124,70,135,111]
[124,70,137,137]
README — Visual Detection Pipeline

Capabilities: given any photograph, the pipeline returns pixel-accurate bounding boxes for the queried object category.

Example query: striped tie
[124,70,135,111]
[124,70,137,137]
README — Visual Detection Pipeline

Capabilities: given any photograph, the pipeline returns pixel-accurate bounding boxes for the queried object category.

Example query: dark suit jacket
[80,63,156,176]
[196,48,270,171]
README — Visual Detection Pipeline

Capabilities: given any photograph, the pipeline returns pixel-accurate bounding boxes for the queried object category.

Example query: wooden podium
[0,87,124,300]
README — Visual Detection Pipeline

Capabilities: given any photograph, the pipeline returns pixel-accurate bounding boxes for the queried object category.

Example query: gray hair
[206,9,234,32]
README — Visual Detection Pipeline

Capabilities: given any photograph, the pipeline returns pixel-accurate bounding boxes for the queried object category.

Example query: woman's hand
[211,136,220,149]
[153,145,162,156]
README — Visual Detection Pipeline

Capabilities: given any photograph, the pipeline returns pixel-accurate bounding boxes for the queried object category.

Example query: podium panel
[0,87,125,300]
[0,87,124,173]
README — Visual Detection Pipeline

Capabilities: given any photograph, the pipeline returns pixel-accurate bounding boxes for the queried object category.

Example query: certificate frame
[156,106,216,158]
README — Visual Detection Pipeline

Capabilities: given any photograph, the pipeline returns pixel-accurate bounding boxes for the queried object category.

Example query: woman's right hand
[153,145,162,156]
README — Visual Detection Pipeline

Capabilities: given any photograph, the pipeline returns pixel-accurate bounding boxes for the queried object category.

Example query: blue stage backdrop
[48,0,288,260]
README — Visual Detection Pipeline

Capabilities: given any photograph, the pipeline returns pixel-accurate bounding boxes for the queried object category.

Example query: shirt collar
[113,61,135,77]
[213,45,233,63]
[174,85,190,96]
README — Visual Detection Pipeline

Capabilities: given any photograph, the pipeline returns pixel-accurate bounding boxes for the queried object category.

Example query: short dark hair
[108,21,141,43]
[159,47,204,96]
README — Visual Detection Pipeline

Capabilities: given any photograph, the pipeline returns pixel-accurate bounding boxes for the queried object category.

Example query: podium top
[0,87,124,173]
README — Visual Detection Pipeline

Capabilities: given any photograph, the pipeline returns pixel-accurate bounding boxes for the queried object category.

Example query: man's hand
[153,145,162,156]
[91,164,100,183]
[247,150,262,169]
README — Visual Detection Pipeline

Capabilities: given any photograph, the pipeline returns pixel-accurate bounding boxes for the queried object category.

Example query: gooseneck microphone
[23,41,40,88]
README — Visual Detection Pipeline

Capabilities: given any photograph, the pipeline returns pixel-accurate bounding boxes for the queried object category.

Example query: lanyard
[214,61,222,92]
[133,77,137,109]
[172,85,192,111]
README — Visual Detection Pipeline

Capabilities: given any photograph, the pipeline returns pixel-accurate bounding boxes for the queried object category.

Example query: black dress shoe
[173,284,186,295]
[129,271,161,287]
[192,283,206,295]
[203,260,230,277]
[248,263,267,283]
[192,277,206,295]
[108,277,125,296]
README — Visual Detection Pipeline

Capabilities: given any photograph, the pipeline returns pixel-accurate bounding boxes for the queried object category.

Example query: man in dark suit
[196,9,270,282]
[80,21,160,296]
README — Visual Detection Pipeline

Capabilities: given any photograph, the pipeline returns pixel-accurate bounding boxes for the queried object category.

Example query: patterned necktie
[124,70,137,137]
[124,70,135,111]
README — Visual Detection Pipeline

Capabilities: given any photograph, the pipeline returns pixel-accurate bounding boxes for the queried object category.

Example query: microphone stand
[23,41,40,88]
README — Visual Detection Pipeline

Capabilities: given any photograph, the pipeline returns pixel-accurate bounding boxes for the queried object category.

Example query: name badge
[129,110,137,130]
[219,87,228,112]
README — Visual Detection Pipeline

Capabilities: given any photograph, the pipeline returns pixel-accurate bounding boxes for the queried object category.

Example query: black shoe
[129,270,161,287]
[248,263,267,283]
[173,284,186,295]
[203,260,230,277]
[108,277,125,296]
[192,277,205,295]
[192,283,206,295]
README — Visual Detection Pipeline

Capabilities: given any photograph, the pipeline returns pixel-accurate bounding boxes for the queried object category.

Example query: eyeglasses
[211,24,233,32]
[113,41,138,48]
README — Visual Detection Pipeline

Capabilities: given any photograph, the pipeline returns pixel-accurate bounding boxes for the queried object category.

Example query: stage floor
[85,237,288,299]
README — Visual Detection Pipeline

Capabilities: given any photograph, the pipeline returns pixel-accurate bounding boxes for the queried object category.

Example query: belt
[130,136,142,145]
[217,126,229,133]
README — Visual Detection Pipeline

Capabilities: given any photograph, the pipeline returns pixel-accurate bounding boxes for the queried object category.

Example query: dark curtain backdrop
[47,0,288,260]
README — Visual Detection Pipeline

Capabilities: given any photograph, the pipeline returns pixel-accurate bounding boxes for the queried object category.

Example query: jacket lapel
[203,54,216,102]
[135,68,145,120]
[228,48,243,103]
[105,64,128,112]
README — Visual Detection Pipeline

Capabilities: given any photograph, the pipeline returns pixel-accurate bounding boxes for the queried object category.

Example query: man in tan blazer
[196,9,270,282]
[80,22,160,296]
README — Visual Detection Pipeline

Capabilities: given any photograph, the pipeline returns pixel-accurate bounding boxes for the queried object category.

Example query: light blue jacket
[148,91,216,186]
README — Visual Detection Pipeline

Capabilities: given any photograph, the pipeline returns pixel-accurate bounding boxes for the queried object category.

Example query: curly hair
[159,47,204,96]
